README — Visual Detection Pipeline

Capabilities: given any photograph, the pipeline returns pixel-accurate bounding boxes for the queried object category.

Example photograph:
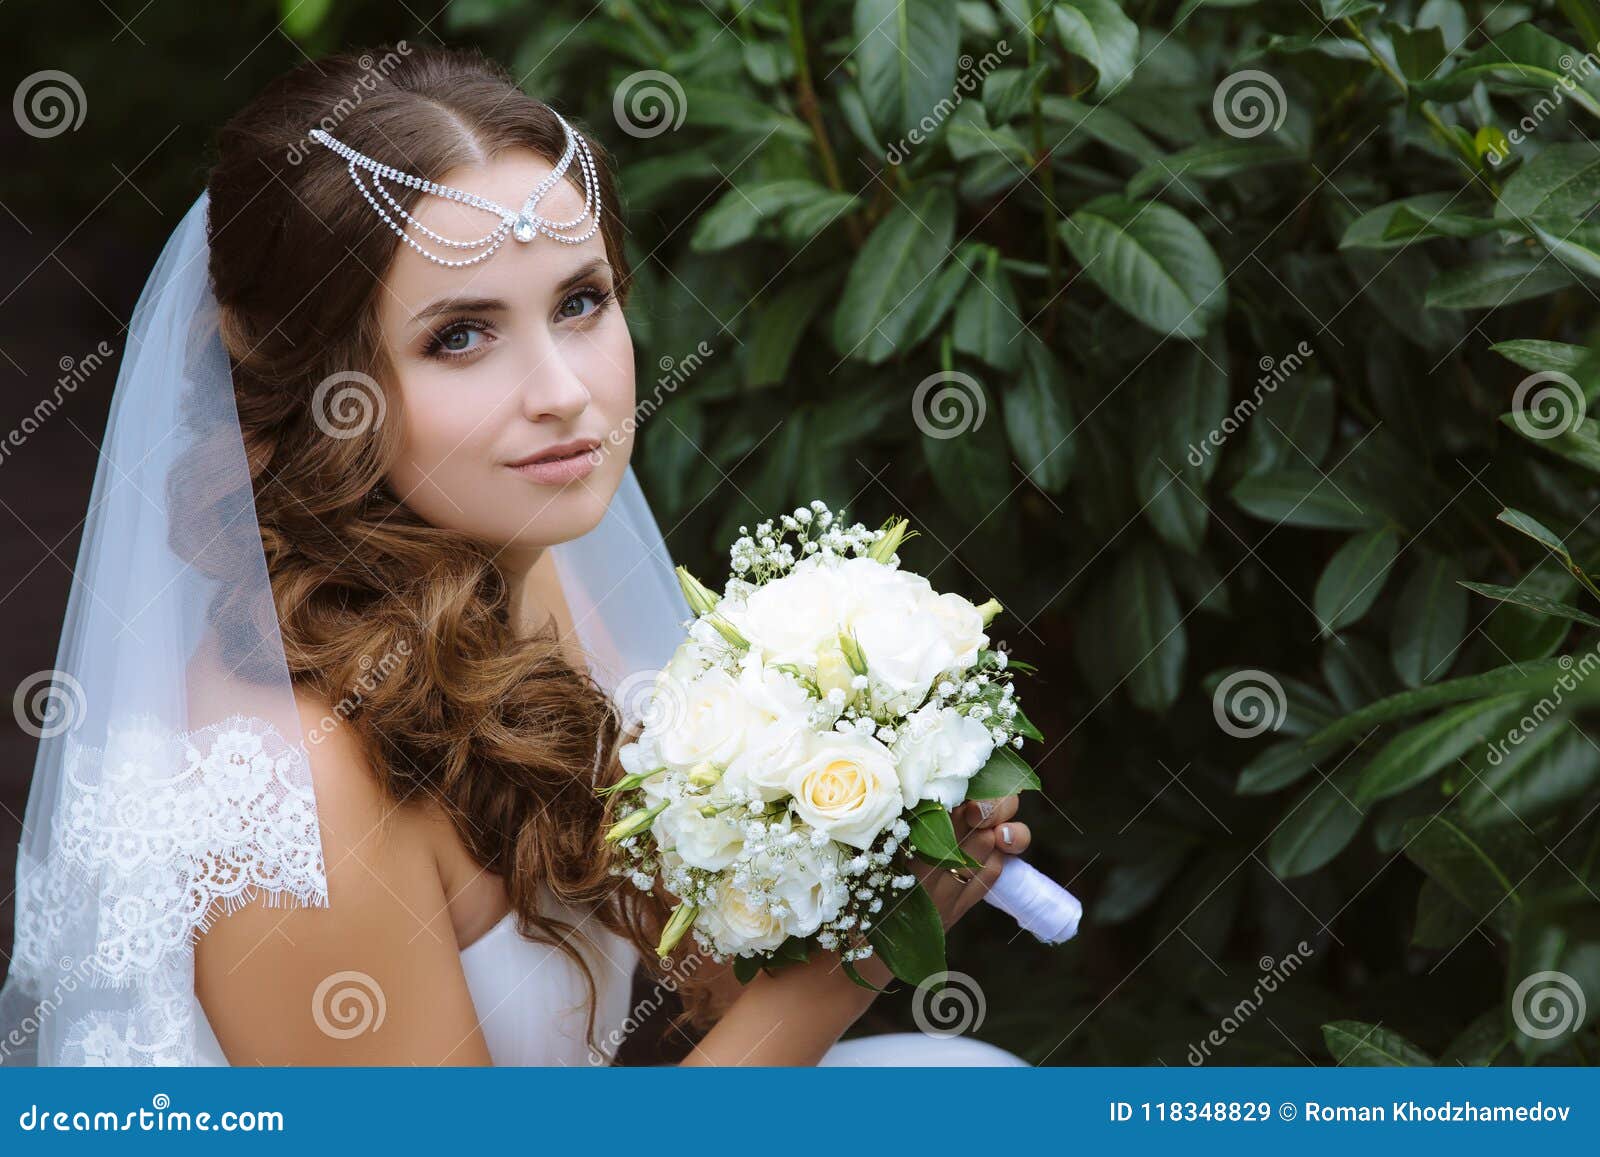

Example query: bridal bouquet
[602,502,1078,987]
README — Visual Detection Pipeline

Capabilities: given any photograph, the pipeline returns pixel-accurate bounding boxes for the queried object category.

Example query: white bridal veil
[0,190,689,1066]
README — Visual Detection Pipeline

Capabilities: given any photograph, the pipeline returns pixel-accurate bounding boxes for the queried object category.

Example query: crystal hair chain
[307,109,601,267]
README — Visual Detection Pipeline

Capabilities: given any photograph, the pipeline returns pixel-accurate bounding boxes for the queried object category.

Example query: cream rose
[892,704,996,809]
[785,733,904,849]
[919,590,987,670]
[696,880,789,954]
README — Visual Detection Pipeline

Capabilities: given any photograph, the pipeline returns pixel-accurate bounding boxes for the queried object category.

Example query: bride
[0,44,1036,1067]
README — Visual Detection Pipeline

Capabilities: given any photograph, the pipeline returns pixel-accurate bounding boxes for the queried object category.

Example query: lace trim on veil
[5,714,327,1065]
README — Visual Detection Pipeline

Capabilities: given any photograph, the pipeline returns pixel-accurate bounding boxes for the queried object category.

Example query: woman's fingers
[993,820,1031,856]
[960,794,1019,831]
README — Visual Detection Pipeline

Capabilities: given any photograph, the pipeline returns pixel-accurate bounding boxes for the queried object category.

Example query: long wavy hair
[197,42,711,1056]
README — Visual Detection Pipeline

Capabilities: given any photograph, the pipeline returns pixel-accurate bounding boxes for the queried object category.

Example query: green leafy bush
[291,0,1600,1063]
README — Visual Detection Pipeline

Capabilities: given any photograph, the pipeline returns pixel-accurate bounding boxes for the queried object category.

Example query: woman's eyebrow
[409,259,614,325]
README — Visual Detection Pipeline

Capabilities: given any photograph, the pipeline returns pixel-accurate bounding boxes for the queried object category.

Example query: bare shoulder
[192,689,490,1064]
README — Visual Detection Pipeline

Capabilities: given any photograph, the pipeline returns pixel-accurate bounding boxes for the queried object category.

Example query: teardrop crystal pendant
[513,213,537,242]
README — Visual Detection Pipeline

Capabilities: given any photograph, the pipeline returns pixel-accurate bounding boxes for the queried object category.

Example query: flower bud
[866,515,914,564]
[838,631,868,676]
[706,613,750,650]
[604,799,667,843]
[675,565,720,617]
[687,760,724,789]
[657,901,699,958]
[976,597,1003,626]
[816,641,853,698]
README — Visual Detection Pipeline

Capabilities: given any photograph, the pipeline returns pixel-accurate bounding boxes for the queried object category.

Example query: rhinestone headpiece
[307,109,602,268]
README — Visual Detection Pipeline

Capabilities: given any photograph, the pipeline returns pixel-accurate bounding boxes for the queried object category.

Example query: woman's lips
[508,444,600,486]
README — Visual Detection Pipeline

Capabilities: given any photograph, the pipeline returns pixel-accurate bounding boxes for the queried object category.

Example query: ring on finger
[946,866,976,885]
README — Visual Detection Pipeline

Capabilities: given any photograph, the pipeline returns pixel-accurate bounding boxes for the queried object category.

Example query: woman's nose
[519,345,591,422]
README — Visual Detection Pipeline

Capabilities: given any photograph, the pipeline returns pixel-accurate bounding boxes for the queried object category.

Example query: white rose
[771,840,845,937]
[697,880,789,954]
[655,668,759,771]
[785,733,904,850]
[654,797,744,870]
[852,598,957,715]
[720,558,846,667]
[723,656,816,800]
[920,591,987,670]
[834,556,933,624]
[893,705,996,809]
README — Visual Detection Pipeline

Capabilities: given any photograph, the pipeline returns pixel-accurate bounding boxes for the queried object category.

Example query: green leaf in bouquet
[866,878,946,987]
[907,799,984,869]
[966,744,1043,798]
[1321,1020,1436,1066]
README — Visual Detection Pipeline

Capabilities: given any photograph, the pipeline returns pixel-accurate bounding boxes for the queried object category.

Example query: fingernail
[1000,824,1013,846]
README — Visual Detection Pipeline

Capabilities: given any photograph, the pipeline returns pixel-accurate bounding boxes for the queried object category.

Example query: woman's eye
[558,286,612,322]
[424,318,492,361]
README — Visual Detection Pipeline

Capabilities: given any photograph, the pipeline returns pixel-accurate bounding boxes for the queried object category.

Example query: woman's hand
[914,794,1031,931]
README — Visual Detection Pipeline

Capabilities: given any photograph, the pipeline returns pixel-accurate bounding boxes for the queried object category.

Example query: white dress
[189,892,1028,1067]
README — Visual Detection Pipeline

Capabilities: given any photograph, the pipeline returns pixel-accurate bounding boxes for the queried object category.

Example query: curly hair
[196,42,713,1058]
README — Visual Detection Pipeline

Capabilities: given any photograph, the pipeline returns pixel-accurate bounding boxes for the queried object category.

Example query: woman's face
[375,144,635,554]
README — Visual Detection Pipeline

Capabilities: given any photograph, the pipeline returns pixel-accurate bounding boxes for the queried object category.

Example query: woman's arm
[193,698,494,1065]
[679,798,1031,1066]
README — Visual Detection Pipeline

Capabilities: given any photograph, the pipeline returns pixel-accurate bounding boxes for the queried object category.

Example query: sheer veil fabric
[0,189,688,1066]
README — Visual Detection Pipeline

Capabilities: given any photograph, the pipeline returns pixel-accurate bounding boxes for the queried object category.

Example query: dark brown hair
[199,42,711,1056]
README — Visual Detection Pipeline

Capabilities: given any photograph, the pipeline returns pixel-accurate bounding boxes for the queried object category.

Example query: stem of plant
[785,0,861,247]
